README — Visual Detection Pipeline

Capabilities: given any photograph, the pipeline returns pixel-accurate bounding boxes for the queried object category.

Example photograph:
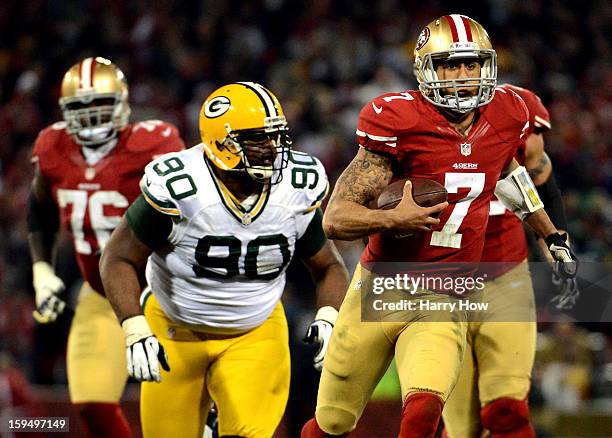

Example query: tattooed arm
[524,133,552,185]
[322,147,448,240]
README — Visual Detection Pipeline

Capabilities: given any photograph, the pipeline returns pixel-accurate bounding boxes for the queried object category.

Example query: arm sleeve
[295,208,327,259]
[125,195,173,249]
[536,173,567,230]
[27,192,59,235]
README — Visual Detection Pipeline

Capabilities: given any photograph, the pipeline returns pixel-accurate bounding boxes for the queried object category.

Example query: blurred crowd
[0,0,610,429]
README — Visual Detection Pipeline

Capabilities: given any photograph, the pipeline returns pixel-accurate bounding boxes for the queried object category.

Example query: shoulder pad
[31,122,74,170]
[356,91,419,155]
[495,87,530,123]
[283,150,329,214]
[140,150,197,217]
[127,120,185,155]
[492,87,530,139]
[499,84,550,132]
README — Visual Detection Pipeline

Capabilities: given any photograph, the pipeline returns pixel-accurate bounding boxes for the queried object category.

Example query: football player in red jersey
[27,57,185,438]
[442,84,571,437]
[301,15,577,438]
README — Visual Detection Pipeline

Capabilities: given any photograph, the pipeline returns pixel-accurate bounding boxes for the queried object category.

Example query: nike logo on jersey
[162,127,172,137]
[372,102,383,114]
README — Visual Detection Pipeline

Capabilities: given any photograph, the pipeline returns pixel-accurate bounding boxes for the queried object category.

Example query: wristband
[121,314,153,346]
[314,306,339,325]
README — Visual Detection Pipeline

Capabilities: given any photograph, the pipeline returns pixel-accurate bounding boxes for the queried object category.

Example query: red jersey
[482,84,551,278]
[357,90,529,276]
[32,120,185,295]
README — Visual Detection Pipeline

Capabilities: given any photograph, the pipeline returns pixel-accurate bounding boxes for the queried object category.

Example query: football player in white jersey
[100,82,349,438]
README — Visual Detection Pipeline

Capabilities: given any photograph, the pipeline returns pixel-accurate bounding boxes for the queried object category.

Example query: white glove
[122,315,170,382]
[32,261,66,323]
[303,306,338,371]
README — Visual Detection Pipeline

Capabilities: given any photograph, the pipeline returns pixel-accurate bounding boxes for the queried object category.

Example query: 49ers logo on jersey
[415,27,430,50]
[204,96,231,118]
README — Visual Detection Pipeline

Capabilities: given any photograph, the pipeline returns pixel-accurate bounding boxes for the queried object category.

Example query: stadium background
[0,0,610,436]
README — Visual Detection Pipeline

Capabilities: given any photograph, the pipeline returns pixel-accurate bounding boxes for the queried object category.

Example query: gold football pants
[141,293,290,438]
[67,282,128,403]
[443,261,537,438]
[315,264,468,435]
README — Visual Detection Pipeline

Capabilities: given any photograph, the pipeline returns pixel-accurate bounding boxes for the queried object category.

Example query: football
[376,178,448,211]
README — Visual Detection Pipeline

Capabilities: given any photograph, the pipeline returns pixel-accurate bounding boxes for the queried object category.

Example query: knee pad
[77,402,131,438]
[480,398,535,438]
[398,392,443,438]
[314,406,355,436]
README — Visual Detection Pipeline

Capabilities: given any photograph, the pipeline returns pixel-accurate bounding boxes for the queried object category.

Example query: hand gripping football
[376,178,448,213]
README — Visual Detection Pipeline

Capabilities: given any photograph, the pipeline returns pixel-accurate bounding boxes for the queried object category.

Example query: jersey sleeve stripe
[306,181,330,211]
[356,129,398,141]
[141,187,180,216]
[139,287,152,311]
[519,120,530,140]
[534,115,551,129]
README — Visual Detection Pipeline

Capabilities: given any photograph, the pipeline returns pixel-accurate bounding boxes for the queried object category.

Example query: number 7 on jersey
[430,172,485,249]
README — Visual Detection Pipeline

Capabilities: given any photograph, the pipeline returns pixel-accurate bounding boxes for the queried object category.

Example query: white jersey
[140,145,328,331]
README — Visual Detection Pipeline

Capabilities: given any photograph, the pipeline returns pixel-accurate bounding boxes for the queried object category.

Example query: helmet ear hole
[220,138,241,154]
